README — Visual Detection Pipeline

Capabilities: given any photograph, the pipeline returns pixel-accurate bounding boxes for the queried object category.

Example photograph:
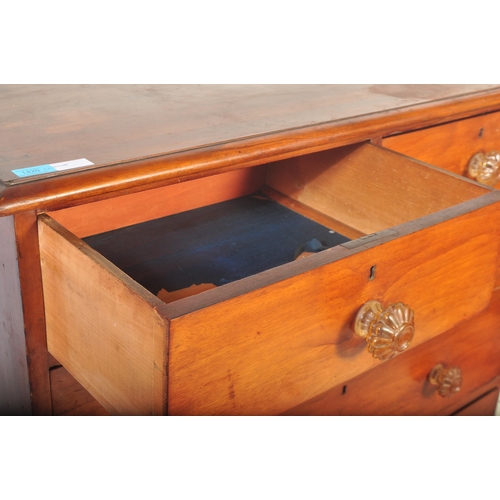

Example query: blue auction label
[12,164,57,178]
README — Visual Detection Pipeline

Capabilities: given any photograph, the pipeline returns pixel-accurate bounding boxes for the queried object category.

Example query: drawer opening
[47,142,490,305]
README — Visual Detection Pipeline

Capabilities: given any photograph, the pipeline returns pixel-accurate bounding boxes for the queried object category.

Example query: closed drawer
[381,111,500,186]
[283,291,500,416]
[38,143,500,415]
[453,387,500,416]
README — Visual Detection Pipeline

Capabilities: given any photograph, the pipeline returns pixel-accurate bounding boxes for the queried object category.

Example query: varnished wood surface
[49,295,500,416]
[284,292,500,416]
[162,162,500,320]
[382,112,500,288]
[2,85,498,182]
[5,85,500,417]
[167,199,500,415]
[13,211,52,415]
[2,85,500,215]
[50,365,109,416]
[382,110,500,184]
[453,387,500,416]
[38,155,500,414]
[48,167,267,238]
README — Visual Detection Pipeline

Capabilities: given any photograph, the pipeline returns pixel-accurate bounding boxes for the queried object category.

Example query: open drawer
[38,143,500,415]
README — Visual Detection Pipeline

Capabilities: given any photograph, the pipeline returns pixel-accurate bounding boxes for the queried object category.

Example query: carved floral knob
[353,300,415,361]
[467,151,500,186]
[428,364,462,397]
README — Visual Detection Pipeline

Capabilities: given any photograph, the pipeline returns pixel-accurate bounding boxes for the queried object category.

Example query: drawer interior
[48,142,489,304]
[83,194,351,301]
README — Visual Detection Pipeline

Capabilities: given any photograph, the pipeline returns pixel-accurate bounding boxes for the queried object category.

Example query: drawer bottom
[83,193,350,297]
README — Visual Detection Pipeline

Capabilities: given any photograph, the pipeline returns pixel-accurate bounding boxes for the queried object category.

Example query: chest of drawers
[2,84,500,415]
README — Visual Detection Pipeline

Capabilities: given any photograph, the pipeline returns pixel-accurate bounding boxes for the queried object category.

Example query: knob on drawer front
[353,300,415,361]
[467,151,500,186]
[429,364,462,397]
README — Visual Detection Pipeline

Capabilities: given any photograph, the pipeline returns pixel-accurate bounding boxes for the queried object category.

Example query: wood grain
[382,114,500,287]
[2,85,497,179]
[48,167,267,238]
[284,291,500,416]
[50,366,110,416]
[382,110,500,182]
[262,186,365,240]
[265,143,489,235]
[166,196,500,415]
[38,215,169,415]
[2,86,500,216]
[6,86,500,418]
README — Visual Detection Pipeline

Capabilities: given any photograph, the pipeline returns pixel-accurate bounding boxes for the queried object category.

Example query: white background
[3,1,498,83]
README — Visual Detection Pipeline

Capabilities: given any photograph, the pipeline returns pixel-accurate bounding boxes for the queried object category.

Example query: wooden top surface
[2,84,499,183]
[1,84,500,214]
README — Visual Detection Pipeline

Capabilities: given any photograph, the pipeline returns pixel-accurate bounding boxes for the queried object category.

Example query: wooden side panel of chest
[0,215,32,415]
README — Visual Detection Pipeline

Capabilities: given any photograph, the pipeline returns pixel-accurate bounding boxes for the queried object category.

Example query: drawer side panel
[265,143,487,236]
[38,215,168,416]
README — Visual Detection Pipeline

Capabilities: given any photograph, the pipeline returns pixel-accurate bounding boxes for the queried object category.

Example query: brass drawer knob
[429,364,462,397]
[353,300,415,361]
[467,151,500,186]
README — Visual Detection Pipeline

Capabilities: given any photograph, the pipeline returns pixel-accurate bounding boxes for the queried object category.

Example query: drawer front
[453,387,499,416]
[166,200,500,415]
[283,292,500,416]
[382,111,500,184]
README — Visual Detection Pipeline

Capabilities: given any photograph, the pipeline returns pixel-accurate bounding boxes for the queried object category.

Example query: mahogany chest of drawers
[2,84,500,415]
